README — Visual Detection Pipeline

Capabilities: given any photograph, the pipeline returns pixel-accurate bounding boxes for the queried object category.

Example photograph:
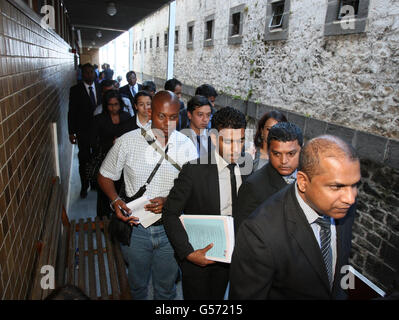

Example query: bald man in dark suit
[230,135,361,300]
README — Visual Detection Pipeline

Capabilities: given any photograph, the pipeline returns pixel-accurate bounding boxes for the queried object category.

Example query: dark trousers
[180,259,230,300]
[77,133,91,191]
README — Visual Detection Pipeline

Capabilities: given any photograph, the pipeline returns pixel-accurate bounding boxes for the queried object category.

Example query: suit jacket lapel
[266,163,288,192]
[208,163,221,213]
[285,185,332,293]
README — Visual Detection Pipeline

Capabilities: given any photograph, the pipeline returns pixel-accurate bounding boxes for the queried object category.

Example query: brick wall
[0,0,75,299]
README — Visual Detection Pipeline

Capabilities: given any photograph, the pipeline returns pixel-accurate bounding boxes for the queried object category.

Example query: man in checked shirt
[98,91,198,300]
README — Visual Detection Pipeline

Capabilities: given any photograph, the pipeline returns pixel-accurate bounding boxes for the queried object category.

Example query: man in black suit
[236,122,303,231]
[68,63,102,198]
[230,135,361,300]
[163,107,253,300]
[119,71,142,107]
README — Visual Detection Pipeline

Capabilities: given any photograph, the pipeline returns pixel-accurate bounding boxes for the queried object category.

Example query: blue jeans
[121,224,178,300]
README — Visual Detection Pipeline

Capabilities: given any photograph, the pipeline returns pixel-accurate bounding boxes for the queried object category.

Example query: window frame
[187,21,195,49]
[264,0,291,41]
[324,0,369,36]
[228,4,245,45]
[204,14,215,47]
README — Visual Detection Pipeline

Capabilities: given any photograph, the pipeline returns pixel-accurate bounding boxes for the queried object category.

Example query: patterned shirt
[100,128,198,199]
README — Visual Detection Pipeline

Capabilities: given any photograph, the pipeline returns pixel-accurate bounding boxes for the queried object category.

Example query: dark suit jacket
[236,162,287,231]
[119,83,143,106]
[163,152,253,261]
[230,183,355,300]
[68,82,102,135]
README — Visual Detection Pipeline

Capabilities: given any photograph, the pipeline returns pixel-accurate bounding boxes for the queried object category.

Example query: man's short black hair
[195,84,218,98]
[82,63,94,71]
[187,95,211,113]
[134,90,152,105]
[164,78,182,92]
[211,106,246,131]
[126,71,136,80]
[267,122,303,149]
[142,80,156,93]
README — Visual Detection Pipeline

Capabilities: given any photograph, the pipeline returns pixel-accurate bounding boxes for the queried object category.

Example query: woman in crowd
[90,90,132,218]
[253,110,287,171]
[117,90,153,135]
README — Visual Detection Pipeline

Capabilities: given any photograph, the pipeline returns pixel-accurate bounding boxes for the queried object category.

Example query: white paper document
[179,215,235,263]
[126,196,162,228]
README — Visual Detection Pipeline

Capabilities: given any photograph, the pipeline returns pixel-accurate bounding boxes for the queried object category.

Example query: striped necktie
[315,216,333,288]
[88,86,96,107]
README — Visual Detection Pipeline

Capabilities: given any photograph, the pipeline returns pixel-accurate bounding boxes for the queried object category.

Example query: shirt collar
[294,182,321,225]
[294,182,334,226]
[190,128,208,138]
[136,116,151,129]
[214,150,235,173]
[83,81,94,90]
[147,128,176,150]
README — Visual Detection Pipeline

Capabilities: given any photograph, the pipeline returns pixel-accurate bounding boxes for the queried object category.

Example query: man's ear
[296,170,309,193]
[187,111,192,121]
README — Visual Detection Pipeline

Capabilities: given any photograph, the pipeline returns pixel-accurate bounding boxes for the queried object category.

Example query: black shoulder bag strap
[141,128,182,171]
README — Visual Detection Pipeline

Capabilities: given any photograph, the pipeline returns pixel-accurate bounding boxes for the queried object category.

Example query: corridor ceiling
[63,0,170,48]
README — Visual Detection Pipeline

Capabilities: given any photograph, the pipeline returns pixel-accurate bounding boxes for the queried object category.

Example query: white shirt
[130,83,139,97]
[214,151,242,216]
[100,128,198,200]
[294,183,337,280]
[83,81,97,105]
[187,128,209,158]
[136,117,152,131]
[122,96,135,117]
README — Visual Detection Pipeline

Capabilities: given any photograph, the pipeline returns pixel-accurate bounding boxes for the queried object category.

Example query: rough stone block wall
[133,0,399,293]
[0,0,75,299]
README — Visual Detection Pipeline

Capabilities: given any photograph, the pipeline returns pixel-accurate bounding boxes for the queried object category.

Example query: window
[204,14,215,47]
[164,32,168,46]
[188,25,193,42]
[156,35,160,48]
[144,38,146,52]
[264,0,291,41]
[175,30,179,45]
[232,12,241,35]
[324,0,369,36]
[206,20,213,40]
[269,1,285,29]
[187,21,194,49]
[228,4,245,45]
[150,37,153,49]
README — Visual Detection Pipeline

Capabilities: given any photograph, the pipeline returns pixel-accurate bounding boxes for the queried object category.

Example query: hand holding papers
[126,196,162,228]
[180,215,235,263]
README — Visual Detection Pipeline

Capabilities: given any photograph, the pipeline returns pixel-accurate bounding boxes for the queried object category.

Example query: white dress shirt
[136,117,152,131]
[187,128,209,158]
[100,128,198,200]
[130,83,139,97]
[214,151,242,216]
[294,183,337,280]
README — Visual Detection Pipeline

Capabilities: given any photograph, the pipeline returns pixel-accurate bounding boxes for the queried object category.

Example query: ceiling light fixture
[96,30,102,38]
[106,2,117,16]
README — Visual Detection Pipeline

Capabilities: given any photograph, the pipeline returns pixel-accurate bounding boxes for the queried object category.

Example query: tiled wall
[0,0,75,299]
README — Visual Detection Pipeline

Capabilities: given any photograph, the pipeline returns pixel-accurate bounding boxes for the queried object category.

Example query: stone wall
[133,0,399,293]
[0,0,75,299]
[133,0,399,140]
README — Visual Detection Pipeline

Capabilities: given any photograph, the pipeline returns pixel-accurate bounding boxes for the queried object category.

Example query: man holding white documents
[98,91,197,300]
[163,107,253,300]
